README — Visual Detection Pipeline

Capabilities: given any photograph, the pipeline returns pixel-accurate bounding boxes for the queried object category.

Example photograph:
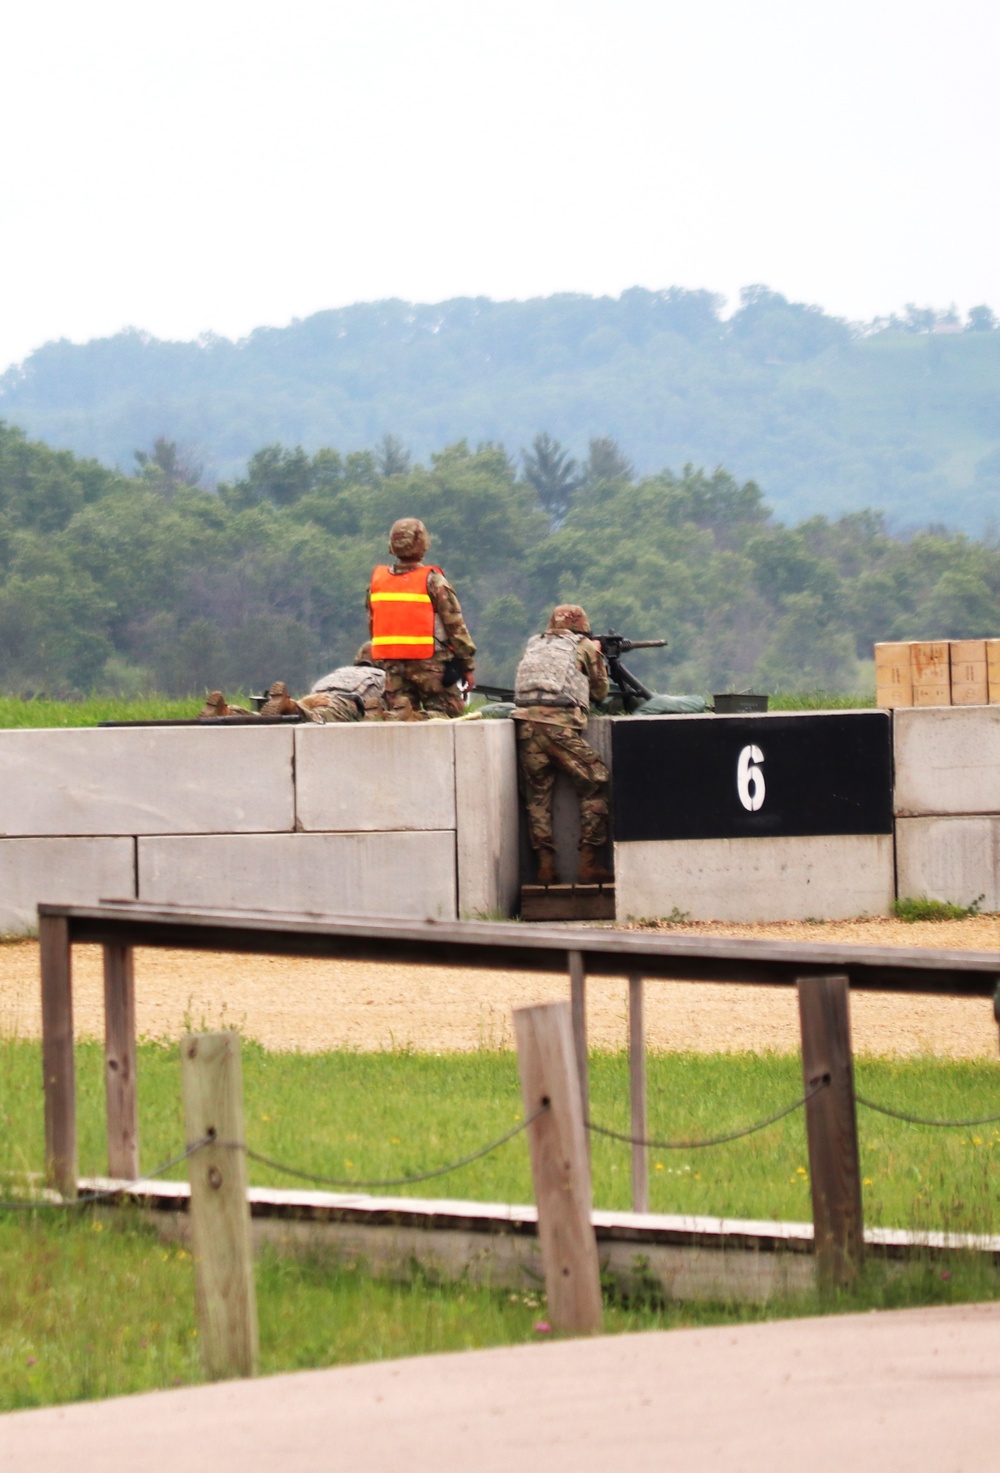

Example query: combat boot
[577,844,614,886]
[260,681,301,717]
[197,691,228,719]
[536,849,557,886]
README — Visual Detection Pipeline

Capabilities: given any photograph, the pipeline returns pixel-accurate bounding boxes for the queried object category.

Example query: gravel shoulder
[1,915,997,1058]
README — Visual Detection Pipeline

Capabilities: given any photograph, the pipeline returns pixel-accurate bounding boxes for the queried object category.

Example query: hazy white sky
[2,0,998,370]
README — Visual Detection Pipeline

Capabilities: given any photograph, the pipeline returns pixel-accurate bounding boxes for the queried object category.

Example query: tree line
[1,420,997,699]
[2,286,999,535]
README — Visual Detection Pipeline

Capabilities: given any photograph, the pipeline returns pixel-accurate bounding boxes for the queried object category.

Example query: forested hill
[2,288,999,534]
[1,421,997,699]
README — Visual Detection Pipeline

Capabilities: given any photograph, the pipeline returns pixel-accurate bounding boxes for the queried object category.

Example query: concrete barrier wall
[0,705,994,932]
[615,834,895,923]
[894,707,1000,816]
[895,817,1000,911]
[893,707,1000,907]
[137,831,458,920]
[0,727,295,836]
[455,721,520,917]
[0,719,517,933]
[0,837,135,935]
[295,722,456,832]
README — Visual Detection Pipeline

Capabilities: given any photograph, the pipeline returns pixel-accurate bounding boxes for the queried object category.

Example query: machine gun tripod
[594,630,667,713]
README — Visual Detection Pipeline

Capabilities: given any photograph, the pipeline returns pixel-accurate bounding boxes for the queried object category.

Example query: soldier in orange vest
[367,519,476,718]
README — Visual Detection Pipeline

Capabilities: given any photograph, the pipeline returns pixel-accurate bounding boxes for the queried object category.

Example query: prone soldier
[513,604,613,887]
[366,518,476,718]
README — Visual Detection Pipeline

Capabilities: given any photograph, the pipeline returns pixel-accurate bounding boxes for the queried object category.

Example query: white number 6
[737,744,765,812]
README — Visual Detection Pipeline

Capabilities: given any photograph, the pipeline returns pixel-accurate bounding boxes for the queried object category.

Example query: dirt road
[2,914,997,1057]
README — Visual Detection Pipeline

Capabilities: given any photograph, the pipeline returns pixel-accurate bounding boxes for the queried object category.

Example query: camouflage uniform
[513,631,610,854]
[368,564,476,720]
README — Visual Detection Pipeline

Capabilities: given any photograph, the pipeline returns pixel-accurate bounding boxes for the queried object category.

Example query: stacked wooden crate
[875,639,1000,708]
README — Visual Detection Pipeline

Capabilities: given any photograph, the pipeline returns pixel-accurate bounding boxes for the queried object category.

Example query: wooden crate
[988,639,1000,704]
[910,641,950,706]
[949,639,988,706]
[874,641,913,708]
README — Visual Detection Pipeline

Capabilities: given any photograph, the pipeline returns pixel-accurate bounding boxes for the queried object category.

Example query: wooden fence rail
[36,902,1000,1288]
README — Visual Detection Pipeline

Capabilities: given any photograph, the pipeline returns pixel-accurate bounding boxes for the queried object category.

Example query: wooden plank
[629,973,649,1214]
[797,975,863,1289]
[103,943,139,1180]
[874,642,913,708]
[181,1032,259,1380]
[41,903,1000,991]
[39,913,76,1197]
[568,950,590,1141]
[514,1001,602,1334]
[520,885,615,921]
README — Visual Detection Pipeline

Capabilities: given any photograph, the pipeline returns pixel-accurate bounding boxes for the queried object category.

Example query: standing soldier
[513,604,613,886]
[367,518,476,718]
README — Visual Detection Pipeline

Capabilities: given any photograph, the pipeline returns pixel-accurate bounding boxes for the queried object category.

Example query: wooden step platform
[520,883,615,921]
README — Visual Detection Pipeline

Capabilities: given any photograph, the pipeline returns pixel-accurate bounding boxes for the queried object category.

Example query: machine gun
[594,630,668,713]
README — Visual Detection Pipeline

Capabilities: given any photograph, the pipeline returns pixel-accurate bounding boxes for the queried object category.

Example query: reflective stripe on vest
[369,564,437,659]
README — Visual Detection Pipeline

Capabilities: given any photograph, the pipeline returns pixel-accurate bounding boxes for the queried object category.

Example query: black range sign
[611,712,892,843]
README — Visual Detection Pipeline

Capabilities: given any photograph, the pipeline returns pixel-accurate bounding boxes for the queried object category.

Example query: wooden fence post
[103,944,139,1180]
[181,1031,259,1380]
[628,973,649,1213]
[569,950,590,1136]
[797,975,863,1290]
[514,1001,602,1334]
[40,913,76,1198]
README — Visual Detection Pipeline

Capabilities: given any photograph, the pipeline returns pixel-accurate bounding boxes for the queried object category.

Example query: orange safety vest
[369,564,440,660]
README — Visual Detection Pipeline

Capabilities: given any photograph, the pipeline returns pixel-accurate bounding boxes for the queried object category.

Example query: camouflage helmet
[354,640,375,666]
[388,518,430,561]
[547,604,591,635]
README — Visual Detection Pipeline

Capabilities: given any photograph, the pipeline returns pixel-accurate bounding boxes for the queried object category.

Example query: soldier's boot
[577,844,614,886]
[536,849,557,886]
[197,691,228,719]
[260,680,300,717]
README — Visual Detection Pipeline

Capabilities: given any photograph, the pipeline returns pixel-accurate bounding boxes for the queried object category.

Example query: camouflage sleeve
[427,571,477,665]
[580,639,609,704]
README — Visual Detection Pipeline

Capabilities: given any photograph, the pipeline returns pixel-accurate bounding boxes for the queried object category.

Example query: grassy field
[2,1211,992,1414]
[0,691,874,727]
[3,1039,1000,1229]
[3,1039,1000,1412]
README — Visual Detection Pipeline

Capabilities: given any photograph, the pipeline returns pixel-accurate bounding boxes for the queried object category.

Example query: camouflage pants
[377,659,466,719]
[516,721,610,851]
[296,692,363,723]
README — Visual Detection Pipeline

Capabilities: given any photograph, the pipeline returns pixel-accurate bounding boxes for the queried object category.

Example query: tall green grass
[0,692,874,727]
[4,1040,1000,1412]
[2,1211,995,1414]
[3,1040,999,1231]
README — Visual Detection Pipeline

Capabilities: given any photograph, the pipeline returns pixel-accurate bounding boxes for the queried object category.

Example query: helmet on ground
[388,518,430,561]
[546,604,591,635]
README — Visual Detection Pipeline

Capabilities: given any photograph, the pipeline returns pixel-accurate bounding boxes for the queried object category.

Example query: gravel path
[1,915,997,1057]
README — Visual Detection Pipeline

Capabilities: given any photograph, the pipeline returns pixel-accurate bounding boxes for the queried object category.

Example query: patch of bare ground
[0,914,996,1058]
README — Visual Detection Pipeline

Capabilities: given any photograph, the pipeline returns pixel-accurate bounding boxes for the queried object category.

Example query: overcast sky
[2,0,998,371]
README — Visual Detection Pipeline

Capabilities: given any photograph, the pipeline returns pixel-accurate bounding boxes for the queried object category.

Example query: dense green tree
[522,433,580,528]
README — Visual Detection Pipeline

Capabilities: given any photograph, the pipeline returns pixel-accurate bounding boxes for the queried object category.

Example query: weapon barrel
[617,638,667,651]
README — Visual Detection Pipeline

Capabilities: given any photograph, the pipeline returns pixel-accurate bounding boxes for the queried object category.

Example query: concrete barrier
[0,836,136,934]
[455,721,520,918]
[295,722,456,832]
[137,831,458,920]
[894,707,1000,816]
[895,817,1000,911]
[614,834,895,923]
[0,727,295,836]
